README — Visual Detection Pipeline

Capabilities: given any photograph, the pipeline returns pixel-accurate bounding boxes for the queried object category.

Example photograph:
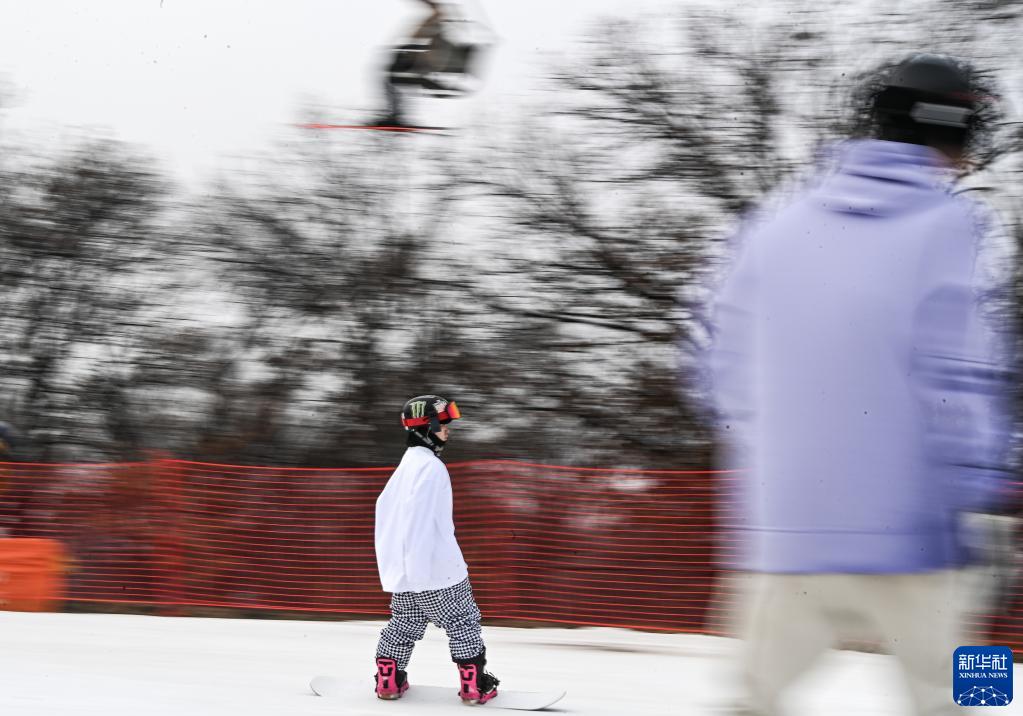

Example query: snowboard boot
[374,657,409,700]
[455,650,499,704]
[366,112,407,129]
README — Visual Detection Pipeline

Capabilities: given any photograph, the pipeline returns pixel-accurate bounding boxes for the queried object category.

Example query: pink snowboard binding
[375,657,409,700]
[457,658,499,705]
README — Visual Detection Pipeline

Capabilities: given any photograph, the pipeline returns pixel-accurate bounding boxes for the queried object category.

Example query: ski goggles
[401,400,462,428]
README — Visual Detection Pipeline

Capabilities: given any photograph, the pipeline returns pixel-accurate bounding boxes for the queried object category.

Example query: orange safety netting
[0,459,1018,653]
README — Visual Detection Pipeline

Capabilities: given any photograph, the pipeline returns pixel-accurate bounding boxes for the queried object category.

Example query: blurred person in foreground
[707,54,1016,716]
[373,395,499,703]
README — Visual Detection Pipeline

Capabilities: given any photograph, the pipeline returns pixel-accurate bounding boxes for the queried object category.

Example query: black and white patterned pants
[376,578,485,671]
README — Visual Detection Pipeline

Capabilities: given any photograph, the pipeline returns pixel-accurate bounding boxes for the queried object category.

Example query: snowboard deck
[297,123,447,133]
[309,675,565,711]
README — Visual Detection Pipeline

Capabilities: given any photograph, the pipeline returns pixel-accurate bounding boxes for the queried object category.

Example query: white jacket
[375,446,468,593]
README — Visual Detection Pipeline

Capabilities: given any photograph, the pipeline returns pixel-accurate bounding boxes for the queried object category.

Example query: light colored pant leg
[863,570,963,716]
[738,573,837,716]
[736,570,964,716]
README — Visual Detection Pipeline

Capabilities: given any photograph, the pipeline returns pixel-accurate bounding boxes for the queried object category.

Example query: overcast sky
[0,0,688,184]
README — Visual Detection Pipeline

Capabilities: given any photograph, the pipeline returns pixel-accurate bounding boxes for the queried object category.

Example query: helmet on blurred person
[401,395,462,455]
[871,53,983,149]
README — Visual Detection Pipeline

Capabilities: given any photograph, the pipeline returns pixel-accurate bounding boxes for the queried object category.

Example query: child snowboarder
[373,395,500,704]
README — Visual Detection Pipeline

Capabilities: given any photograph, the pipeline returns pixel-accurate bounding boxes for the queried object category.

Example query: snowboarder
[373,395,500,703]
[372,0,490,128]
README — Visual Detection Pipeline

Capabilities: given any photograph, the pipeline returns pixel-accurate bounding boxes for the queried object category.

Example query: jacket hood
[815,140,954,217]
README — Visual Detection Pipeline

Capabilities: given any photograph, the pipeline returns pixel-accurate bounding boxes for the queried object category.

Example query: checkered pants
[376,578,485,671]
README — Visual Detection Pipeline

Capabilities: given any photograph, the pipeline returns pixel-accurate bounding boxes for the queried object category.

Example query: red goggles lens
[443,401,461,421]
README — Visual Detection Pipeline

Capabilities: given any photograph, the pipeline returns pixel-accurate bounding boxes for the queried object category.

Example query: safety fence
[0,459,1019,653]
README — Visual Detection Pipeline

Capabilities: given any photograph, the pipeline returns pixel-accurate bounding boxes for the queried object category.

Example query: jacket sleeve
[402,460,451,589]
[433,464,456,537]
[914,208,1015,513]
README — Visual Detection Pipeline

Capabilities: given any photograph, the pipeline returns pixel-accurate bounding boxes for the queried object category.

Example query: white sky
[0,0,685,185]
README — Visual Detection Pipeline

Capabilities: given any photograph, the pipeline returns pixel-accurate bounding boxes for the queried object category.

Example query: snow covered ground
[0,611,1019,715]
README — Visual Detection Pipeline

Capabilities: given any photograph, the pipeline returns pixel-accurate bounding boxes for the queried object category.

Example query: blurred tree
[2,1,1021,470]
[190,137,474,466]
[0,140,170,461]
[455,0,1023,468]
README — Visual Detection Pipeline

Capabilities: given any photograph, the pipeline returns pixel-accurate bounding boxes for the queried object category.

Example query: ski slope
[0,611,1018,715]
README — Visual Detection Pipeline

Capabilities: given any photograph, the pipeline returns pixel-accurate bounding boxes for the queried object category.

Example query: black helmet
[401,395,462,455]
[872,54,982,147]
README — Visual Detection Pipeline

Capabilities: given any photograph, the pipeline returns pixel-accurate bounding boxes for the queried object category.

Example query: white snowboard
[309,674,566,711]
